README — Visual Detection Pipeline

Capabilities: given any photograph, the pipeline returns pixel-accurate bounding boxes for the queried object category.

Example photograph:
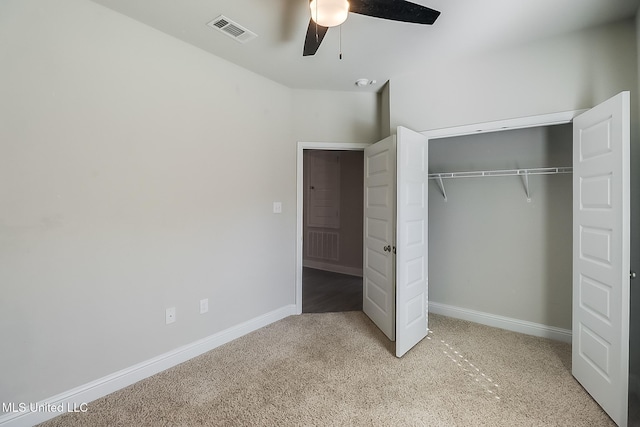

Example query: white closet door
[573,91,630,427]
[363,136,396,340]
[395,127,429,357]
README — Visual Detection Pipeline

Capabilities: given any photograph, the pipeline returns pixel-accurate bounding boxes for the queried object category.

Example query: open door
[363,128,429,356]
[363,136,396,340]
[395,127,429,357]
[573,91,630,426]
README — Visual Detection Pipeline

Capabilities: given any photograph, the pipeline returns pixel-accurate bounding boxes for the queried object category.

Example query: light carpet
[39,313,614,426]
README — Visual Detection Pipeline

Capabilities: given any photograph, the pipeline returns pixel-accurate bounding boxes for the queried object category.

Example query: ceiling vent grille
[207,15,257,43]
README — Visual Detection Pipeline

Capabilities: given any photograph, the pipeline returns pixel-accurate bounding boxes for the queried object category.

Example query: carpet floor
[39,313,615,426]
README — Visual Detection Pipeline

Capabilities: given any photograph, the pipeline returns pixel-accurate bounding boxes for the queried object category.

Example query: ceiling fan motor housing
[310,0,350,27]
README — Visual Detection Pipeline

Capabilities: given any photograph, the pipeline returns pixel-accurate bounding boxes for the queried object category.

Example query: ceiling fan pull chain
[339,24,343,60]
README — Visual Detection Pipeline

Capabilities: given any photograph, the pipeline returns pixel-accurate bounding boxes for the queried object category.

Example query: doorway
[296,143,369,314]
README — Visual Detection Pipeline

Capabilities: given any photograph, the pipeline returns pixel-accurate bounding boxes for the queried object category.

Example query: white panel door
[307,151,340,228]
[395,127,429,357]
[573,91,630,427]
[363,136,396,340]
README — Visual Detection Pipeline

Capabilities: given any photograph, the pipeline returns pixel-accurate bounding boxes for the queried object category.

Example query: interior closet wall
[428,124,573,330]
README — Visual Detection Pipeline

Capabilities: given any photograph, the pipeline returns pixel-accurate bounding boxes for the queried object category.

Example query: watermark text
[2,402,88,414]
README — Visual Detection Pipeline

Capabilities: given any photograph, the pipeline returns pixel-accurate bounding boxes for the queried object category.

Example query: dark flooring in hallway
[302,267,362,313]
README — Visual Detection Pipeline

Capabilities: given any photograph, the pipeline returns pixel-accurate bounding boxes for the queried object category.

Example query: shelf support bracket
[436,175,448,202]
[521,170,531,202]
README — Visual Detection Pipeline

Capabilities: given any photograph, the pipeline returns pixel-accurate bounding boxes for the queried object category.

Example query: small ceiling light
[310,0,350,28]
[355,78,376,87]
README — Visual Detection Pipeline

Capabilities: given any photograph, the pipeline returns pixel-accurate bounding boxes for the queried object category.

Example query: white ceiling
[90,0,640,92]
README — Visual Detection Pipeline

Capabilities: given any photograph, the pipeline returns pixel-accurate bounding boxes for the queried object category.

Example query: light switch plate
[273,202,282,214]
[200,298,209,314]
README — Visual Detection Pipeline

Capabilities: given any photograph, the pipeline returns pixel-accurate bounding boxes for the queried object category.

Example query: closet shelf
[428,166,573,180]
[428,167,573,202]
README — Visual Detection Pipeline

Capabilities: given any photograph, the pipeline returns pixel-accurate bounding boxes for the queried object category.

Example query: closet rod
[428,166,573,203]
[428,166,572,180]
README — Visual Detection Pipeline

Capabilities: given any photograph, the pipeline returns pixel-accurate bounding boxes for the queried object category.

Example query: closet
[427,124,574,333]
[359,91,630,426]
[418,92,630,427]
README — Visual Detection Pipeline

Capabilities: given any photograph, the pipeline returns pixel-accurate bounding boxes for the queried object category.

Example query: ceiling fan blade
[303,19,329,56]
[349,0,440,25]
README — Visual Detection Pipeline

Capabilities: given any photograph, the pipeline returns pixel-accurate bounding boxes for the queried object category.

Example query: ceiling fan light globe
[310,0,349,28]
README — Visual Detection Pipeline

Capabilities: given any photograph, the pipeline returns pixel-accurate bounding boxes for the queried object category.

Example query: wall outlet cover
[166,307,176,324]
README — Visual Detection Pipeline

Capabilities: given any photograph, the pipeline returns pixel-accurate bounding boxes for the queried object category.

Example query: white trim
[296,142,370,315]
[429,302,572,343]
[302,260,363,277]
[0,305,296,427]
[421,110,586,139]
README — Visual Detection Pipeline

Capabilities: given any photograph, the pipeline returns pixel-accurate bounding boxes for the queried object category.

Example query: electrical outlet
[200,298,209,314]
[166,307,176,324]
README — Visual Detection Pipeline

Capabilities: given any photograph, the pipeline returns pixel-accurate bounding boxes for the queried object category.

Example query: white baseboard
[0,304,297,427]
[429,302,572,343]
[303,260,363,277]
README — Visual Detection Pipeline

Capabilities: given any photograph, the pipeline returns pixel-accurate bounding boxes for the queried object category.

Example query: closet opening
[427,123,574,338]
[423,94,631,426]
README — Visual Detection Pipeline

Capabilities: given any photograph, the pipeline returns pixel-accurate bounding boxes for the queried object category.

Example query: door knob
[632,271,637,280]
[383,245,391,252]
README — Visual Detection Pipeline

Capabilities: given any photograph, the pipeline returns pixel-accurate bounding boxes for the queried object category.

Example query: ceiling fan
[303,0,440,56]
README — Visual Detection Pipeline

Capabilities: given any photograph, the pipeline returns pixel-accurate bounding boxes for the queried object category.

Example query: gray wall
[0,0,379,409]
[292,90,380,143]
[0,0,293,406]
[429,125,573,329]
[389,19,638,133]
[379,82,391,139]
[336,151,365,272]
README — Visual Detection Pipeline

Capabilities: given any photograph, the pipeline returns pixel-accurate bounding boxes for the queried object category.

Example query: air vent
[207,15,257,43]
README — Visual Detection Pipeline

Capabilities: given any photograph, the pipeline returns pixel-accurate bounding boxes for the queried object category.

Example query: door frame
[296,142,371,314]
[422,110,586,139]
